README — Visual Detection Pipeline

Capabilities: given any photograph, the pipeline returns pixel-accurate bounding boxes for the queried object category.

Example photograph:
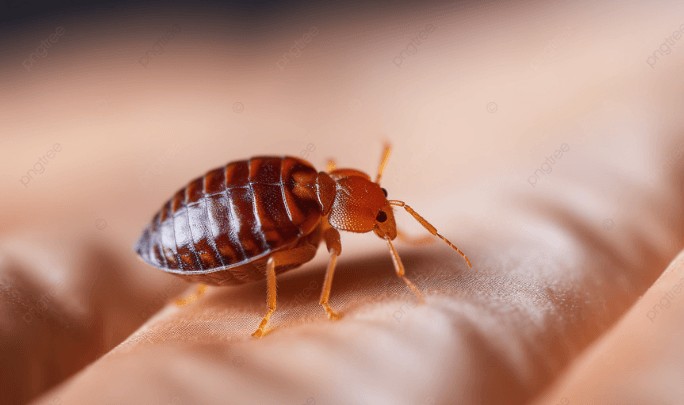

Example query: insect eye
[376,211,388,223]
[381,188,388,197]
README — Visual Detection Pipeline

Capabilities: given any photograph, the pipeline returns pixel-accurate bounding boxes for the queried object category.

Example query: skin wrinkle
[0,236,188,403]
[537,252,684,404]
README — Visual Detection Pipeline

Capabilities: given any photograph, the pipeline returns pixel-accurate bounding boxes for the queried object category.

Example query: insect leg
[396,228,434,245]
[250,242,318,337]
[375,143,391,184]
[385,237,424,302]
[252,256,278,338]
[326,159,337,172]
[175,283,208,306]
[320,254,341,320]
[320,226,342,320]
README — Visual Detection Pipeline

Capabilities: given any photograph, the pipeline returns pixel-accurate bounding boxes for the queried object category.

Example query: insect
[134,144,471,337]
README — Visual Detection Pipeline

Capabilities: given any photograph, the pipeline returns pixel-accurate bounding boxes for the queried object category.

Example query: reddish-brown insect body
[135,156,333,285]
[135,145,472,337]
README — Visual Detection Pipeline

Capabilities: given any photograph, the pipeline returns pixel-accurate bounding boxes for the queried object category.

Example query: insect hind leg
[396,228,434,245]
[175,283,208,306]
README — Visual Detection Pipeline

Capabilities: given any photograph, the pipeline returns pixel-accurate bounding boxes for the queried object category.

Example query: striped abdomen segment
[135,156,322,276]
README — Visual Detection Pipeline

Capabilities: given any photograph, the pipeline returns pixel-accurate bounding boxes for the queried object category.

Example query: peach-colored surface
[1,1,683,404]
[538,252,684,404]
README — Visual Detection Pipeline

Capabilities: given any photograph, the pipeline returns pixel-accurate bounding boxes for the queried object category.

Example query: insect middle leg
[319,226,342,320]
[252,256,277,338]
[251,243,318,338]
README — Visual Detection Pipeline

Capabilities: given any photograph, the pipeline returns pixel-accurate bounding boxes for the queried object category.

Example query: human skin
[537,252,684,404]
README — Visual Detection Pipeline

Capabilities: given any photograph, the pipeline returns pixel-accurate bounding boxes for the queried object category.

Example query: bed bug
[134,144,472,337]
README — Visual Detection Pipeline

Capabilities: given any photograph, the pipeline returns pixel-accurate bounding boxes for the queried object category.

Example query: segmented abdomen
[135,156,322,279]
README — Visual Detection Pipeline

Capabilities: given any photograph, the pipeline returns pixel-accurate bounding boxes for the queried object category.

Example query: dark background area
[0,0,459,26]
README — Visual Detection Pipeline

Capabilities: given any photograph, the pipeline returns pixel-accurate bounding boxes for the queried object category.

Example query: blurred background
[3,0,682,236]
[2,0,684,404]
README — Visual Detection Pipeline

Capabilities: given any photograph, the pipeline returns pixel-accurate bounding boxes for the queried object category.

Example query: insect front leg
[319,225,342,320]
[385,237,424,302]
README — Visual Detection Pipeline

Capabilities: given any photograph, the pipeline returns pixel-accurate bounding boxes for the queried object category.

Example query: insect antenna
[388,200,472,268]
[375,143,391,184]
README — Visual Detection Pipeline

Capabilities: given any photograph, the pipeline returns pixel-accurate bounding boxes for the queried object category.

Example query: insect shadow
[200,246,469,332]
